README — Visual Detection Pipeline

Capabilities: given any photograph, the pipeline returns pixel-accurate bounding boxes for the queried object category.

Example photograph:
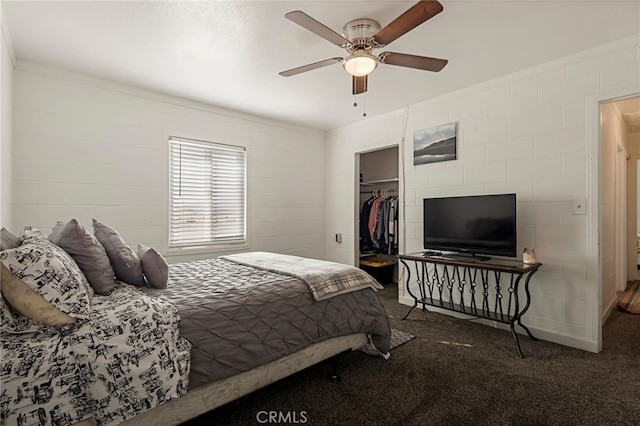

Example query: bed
[1,228,391,426]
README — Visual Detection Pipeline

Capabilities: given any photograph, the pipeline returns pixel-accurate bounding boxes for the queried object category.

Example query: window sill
[166,243,249,259]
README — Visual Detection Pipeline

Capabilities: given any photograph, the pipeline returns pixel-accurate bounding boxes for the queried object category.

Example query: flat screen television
[423,193,517,259]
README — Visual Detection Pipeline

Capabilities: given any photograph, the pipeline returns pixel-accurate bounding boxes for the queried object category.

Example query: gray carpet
[184,284,640,426]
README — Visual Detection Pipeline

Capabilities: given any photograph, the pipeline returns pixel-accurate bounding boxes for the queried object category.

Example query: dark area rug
[184,283,640,426]
[618,280,640,314]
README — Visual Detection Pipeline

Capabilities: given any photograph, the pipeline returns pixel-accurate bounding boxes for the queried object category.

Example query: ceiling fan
[279,0,448,95]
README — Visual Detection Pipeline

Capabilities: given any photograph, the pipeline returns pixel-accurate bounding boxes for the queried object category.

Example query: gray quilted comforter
[144,257,391,389]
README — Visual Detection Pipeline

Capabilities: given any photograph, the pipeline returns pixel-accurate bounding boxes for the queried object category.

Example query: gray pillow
[92,219,145,287]
[0,228,20,251]
[137,244,169,289]
[49,221,64,240]
[49,219,115,295]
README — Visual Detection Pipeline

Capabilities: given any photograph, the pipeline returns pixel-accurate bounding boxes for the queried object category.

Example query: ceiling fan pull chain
[363,93,367,118]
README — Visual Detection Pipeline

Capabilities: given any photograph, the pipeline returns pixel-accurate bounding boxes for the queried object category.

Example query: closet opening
[356,145,399,286]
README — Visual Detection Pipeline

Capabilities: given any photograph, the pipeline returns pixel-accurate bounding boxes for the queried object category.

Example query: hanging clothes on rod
[360,189,398,255]
[360,192,377,253]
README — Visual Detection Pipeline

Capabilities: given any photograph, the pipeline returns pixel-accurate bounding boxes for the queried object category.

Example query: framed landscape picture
[413,122,457,165]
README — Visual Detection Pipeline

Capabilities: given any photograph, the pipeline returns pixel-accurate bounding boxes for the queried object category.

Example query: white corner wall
[0,8,13,229]
[630,133,640,278]
[11,62,326,262]
[600,101,630,313]
[325,34,640,352]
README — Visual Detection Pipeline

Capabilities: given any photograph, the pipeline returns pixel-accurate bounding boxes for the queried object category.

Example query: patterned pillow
[138,245,169,289]
[0,263,76,329]
[21,226,94,299]
[20,226,51,245]
[0,240,92,330]
[49,219,115,295]
[92,219,146,286]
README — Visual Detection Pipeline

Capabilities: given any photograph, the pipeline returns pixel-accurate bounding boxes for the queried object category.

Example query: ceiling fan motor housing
[280,2,448,94]
[342,19,381,51]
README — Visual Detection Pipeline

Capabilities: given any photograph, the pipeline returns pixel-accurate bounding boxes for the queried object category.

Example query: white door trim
[587,86,640,352]
[615,142,628,292]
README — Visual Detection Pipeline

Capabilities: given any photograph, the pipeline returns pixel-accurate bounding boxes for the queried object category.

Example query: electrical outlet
[572,199,587,215]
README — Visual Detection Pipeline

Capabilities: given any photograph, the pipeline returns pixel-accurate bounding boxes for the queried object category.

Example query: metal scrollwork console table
[398,253,542,358]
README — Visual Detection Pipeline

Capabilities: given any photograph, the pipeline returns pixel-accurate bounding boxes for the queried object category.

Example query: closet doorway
[355,146,399,285]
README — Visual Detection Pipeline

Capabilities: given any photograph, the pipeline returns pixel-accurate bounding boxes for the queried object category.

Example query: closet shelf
[360,178,399,186]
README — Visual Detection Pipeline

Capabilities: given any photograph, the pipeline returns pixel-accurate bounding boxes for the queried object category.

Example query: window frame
[166,136,248,254]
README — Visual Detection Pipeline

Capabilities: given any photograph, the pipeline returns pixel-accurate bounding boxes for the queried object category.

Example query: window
[169,137,246,249]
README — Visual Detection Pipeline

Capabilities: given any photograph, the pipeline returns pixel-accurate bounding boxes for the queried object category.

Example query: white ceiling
[2,1,640,131]
[615,96,640,133]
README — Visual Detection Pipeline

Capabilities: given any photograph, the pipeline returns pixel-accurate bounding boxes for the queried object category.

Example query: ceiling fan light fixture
[343,50,378,77]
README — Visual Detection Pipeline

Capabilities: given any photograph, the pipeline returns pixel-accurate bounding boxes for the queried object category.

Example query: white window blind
[169,137,246,248]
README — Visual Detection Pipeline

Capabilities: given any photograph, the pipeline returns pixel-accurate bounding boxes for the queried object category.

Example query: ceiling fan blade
[352,75,368,95]
[379,52,447,72]
[372,1,443,46]
[285,11,351,48]
[279,57,343,77]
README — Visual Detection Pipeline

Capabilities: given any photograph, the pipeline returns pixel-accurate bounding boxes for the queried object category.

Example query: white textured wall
[601,102,629,309]
[325,112,405,264]
[12,62,326,262]
[325,35,640,351]
[0,10,13,230]
[631,134,640,277]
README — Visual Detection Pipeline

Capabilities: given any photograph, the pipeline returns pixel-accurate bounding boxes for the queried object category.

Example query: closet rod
[359,188,398,194]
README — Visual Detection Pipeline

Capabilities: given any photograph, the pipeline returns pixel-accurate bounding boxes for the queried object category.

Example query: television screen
[423,194,517,258]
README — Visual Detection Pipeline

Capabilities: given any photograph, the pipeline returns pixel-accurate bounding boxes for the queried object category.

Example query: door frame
[614,142,628,292]
[354,144,400,266]
[587,87,640,352]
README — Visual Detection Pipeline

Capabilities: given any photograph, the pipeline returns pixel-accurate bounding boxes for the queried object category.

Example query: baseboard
[602,296,618,325]
[397,296,600,353]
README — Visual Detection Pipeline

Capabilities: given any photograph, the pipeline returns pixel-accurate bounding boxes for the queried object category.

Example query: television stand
[398,253,542,358]
[441,252,491,262]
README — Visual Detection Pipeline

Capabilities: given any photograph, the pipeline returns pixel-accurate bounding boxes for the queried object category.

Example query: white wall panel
[562,151,587,177]
[485,136,534,162]
[599,47,640,91]
[463,161,507,184]
[12,63,325,262]
[1,17,13,229]
[518,201,564,225]
[534,127,587,156]
[507,155,561,181]
[508,106,563,138]
[325,34,640,351]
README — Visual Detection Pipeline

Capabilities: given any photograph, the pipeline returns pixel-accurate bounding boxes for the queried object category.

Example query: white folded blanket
[220,251,383,301]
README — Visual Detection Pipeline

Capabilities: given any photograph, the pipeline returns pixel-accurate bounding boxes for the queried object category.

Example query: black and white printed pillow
[0,240,93,331]
[19,227,94,299]
[19,226,49,245]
